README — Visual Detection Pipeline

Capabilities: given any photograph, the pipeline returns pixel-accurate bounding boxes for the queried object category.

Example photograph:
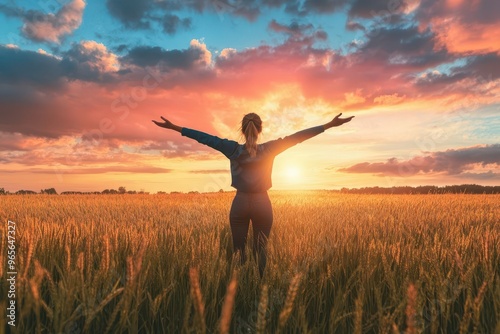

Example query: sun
[284,166,302,181]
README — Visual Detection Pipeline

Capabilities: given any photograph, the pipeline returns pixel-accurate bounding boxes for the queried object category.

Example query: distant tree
[118,186,126,194]
[0,188,6,195]
[170,191,181,194]
[16,190,37,195]
[41,188,57,195]
[157,191,167,195]
[218,189,224,193]
[127,190,137,194]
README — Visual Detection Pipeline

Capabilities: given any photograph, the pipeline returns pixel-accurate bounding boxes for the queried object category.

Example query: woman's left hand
[152,116,174,129]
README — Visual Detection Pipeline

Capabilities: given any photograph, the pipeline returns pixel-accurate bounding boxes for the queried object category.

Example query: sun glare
[285,166,302,181]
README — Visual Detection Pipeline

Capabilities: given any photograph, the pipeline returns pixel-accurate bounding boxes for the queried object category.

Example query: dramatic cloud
[416,0,500,53]
[66,41,119,72]
[189,169,229,174]
[339,145,500,176]
[268,19,328,44]
[44,166,172,174]
[302,0,348,13]
[356,25,449,69]
[0,45,65,87]
[0,39,220,142]
[105,0,258,30]
[346,21,365,31]
[0,166,172,174]
[269,19,313,36]
[0,41,120,88]
[348,0,420,18]
[62,41,120,82]
[124,39,211,69]
[0,0,86,43]
[106,0,152,29]
[458,171,500,180]
[103,0,422,31]
[161,14,192,35]
[0,132,42,151]
[415,52,500,95]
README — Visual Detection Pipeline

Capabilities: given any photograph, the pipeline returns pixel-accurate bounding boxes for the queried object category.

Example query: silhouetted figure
[153,112,354,278]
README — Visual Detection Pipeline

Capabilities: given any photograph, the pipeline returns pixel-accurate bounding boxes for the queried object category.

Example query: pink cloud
[0,166,172,174]
[417,0,500,54]
[22,0,86,43]
[433,21,500,54]
[76,41,119,72]
[339,145,500,177]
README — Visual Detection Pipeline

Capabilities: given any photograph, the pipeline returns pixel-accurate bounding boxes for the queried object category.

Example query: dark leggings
[229,190,273,278]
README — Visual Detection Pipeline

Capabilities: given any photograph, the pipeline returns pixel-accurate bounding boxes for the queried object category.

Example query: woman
[152,112,354,278]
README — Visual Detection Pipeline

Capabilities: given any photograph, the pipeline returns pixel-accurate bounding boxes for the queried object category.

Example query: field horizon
[2,183,500,196]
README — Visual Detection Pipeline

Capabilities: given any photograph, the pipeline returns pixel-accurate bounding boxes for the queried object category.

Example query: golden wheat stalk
[482,231,490,262]
[102,234,110,272]
[77,252,85,279]
[354,287,364,334]
[472,280,488,332]
[83,287,124,332]
[219,271,238,334]
[0,230,4,278]
[22,235,34,279]
[41,266,56,302]
[65,244,71,271]
[134,243,146,276]
[189,267,206,333]
[150,285,173,317]
[454,249,464,276]
[459,293,473,334]
[405,283,417,334]
[126,256,135,285]
[29,278,40,302]
[256,284,269,334]
[278,273,302,331]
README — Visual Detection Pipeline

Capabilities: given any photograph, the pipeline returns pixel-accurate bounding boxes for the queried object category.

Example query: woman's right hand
[327,113,355,128]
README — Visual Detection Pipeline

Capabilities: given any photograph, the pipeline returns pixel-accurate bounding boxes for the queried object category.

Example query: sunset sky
[0,0,499,193]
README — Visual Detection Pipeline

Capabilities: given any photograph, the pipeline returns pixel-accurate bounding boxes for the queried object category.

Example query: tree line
[0,186,149,195]
[338,184,500,194]
[0,184,498,195]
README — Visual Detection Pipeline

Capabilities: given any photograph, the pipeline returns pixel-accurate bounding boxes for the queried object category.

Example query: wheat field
[0,192,498,333]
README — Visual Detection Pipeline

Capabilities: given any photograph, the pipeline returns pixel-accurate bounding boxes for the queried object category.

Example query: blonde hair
[241,113,262,158]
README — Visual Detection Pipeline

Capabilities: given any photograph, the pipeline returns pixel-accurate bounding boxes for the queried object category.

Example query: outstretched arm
[152,116,239,159]
[266,113,355,156]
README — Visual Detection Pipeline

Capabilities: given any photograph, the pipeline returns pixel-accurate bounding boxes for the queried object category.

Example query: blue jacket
[181,125,325,192]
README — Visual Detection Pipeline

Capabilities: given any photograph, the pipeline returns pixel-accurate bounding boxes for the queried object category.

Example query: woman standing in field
[152,113,354,278]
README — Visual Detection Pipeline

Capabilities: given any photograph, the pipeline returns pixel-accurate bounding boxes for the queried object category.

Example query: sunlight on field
[0,192,498,333]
